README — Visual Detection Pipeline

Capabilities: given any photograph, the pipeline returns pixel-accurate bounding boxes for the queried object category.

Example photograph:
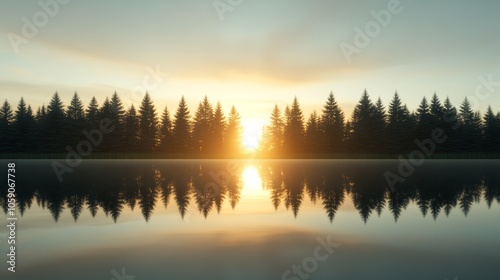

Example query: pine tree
[123,105,140,152]
[416,96,432,140]
[458,97,482,152]
[430,93,444,125]
[138,93,158,152]
[158,106,172,153]
[66,92,86,151]
[172,96,191,153]
[86,96,100,126]
[372,97,387,152]
[211,102,226,153]
[66,92,85,121]
[496,112,500,151]
[34,105,47,152]
[386,92,414,153]
[192,96,214,153]
[283,97,304,154]
[305,111,321,153]
[225,105,242,155]
[442,96,459,152]
[350,90,377,153]
[0,100,14,152]
[321,92,345,153]
[267,104,284,154]
[45,92,66,152]
[13,97,35,152]
[483,106,497,152]
[109,92,126,152]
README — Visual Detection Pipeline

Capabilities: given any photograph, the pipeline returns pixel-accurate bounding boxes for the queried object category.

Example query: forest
[0,90,500,157]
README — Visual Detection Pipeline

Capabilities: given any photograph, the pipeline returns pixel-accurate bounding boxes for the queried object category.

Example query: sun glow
[241,119,266,152]
[241,166,267,197]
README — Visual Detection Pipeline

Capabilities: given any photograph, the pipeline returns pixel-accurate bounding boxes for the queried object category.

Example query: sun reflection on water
[241,165,267,198]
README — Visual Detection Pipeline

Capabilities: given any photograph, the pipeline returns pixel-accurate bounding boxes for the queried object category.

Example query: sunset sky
[1,0,500,126]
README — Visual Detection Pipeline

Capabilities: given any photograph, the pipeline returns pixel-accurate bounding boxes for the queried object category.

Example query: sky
[1,0,500,125]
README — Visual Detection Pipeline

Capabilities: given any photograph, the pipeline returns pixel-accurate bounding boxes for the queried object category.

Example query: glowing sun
[241,118,266,151]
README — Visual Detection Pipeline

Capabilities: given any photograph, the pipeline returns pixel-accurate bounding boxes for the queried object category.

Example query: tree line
[261,91,500,155]
[1,90,500,156]
[0,92,242,155]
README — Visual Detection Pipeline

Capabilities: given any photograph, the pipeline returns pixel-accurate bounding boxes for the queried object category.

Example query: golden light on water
[241,166,267,198]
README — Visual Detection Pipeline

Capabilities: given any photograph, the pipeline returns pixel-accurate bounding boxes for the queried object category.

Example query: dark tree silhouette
[283,97,305,154]
[2,90,500,157]
[211,102,226,153]
[457,97,483,152]
[305,111,321,153]
[158,106,172,153]
[386,92,415,153]
[138,93,158,152]
[86,96,100,127]
[13,97,35,152]
[44,92,66,152]
[225,105,242,155]
[192,96,213,153]
[123,105,140,152]
[109,92,126,152]
[0,100,14,152]
[321,92,345,153]
[264,104,284,155]
[172,96,191,153]
[349,90,378,153]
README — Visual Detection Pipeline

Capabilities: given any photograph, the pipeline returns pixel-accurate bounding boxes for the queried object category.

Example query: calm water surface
[1,160,499,280]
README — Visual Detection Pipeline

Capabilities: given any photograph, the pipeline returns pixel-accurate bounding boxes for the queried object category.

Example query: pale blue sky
[1,0,500,122]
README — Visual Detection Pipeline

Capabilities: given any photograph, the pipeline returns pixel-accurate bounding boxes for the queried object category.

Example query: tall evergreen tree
[372,97,387,152]
[430,93,444,125]
[66,92,86,150]
[442,97,460,152]
[458,97,482,152]
[386,92,414,153]
[66,92,85,121]
[225,105,242,155]
[13,97,35,152]
[283,97,304,154]
[416,96,432,140]
[109,92,126,152]
[172,96,191,153]
[138,93,158,152]
[158,106,172,153]
[192,96,214,153]
[86,96,100,127]
[350,90,377,152]
[483,106,497,152]
[321,92,345,153]
[305,111,321,153]
[123,105,140,152]
[34,105,47,152]
[0,100,14,152]
[211,102,226,153]
[496,112,500,151]
[44,92,66,152]
[267,104,284,154]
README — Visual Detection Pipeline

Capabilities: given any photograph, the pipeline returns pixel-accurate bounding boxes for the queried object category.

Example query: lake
[1,159,499,280]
